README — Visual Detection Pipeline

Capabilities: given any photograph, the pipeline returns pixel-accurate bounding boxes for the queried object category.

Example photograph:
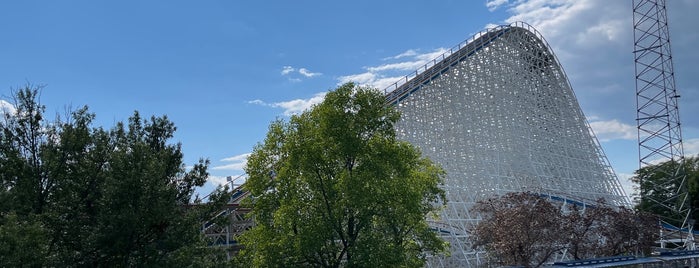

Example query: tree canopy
[0,86,229,267]
[632,156,699,229]
[237,82,447,267]
[471,192,657,267]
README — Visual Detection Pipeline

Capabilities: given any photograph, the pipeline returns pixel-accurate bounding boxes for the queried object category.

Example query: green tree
[0,87,53,265]
[686,156,699,225]
[238,82,447,267]
[632,156,699,229]
[0,87,52,216]
[42,106,112,265]
[0,212,48,267]
[0,85,229,267]
[89,111,221,266]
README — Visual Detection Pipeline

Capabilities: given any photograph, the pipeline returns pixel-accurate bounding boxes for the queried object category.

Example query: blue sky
[1,1,698,197]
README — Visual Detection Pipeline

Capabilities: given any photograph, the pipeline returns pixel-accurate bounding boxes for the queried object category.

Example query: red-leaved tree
[471,192,658,267]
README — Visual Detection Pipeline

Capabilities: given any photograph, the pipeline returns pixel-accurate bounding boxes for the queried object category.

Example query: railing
[383,22,564,105]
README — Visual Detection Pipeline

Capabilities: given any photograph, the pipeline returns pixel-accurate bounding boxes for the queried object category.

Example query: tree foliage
[238,82,447,267]
[632,156,699,229]
[0,86,229,267]
[471,192,657,267]
[471,192,566,267]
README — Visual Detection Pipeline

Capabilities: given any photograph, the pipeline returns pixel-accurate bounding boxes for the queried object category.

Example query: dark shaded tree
[0,85,230,267]
[471,192,658,267]
[471,192,566,267]
[632,156,699,232]
[238,82,447,267]
[591,204,657,257]
[564,201,657,259]
[632,157,695,228]
[89,112,221,266]
[562,203,598,260]
[0,212,48,266]
[0,87,52,216]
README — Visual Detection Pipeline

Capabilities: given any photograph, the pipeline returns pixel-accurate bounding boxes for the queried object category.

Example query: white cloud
[0,99,16,117]
[338,48,448,92]
[684,138,699,157]
[221,153,250,162]
[490,0,632,86]
[367,61,427,73]
[213,152,250,171]
[372,77,407,92]
[298,68,322,77]
[248,99,265,105]
[212,163,246,171]
[281,66,322,80]
[486,0,510,11]
[503,0,585,38]
[207,175,230,186]
[486,0,629,72]
[337,72,406,93]
[588,118,636,142]
[248,92,327,116]
[338,72,376,85]
[616,172,637,201]
[273,92,326,116]
[486,0,669,144]
[281,66,295,75]
[208,174,247,187]
[415,48,449,62]
[384,49,418,60]
[484,22,500,30]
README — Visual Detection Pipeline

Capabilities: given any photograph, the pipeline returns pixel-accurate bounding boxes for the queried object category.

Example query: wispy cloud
[298,68,321,77]
[281,65,322,80]
[221,153,250,163]
[383,49,418,60]
[588,118,636,142]
[207,175,230,186]
[486,0,510,11]
[208,174,247,187]
[248,99,265,106]
[249,92,327,116]
[281,66,295,75]
[338,48,448,91]
[263,47,483,116]
[367,61,425,73]
[212,152,250,171]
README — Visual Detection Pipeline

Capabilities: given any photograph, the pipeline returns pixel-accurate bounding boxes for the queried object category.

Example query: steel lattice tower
[385,22,629,267]
[632,0,691,248]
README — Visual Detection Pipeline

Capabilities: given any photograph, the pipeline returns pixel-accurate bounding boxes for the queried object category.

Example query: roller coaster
[203,22,630,267]
[200,175,252,259]
[203,1,694,263]
[389,22,627,266]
